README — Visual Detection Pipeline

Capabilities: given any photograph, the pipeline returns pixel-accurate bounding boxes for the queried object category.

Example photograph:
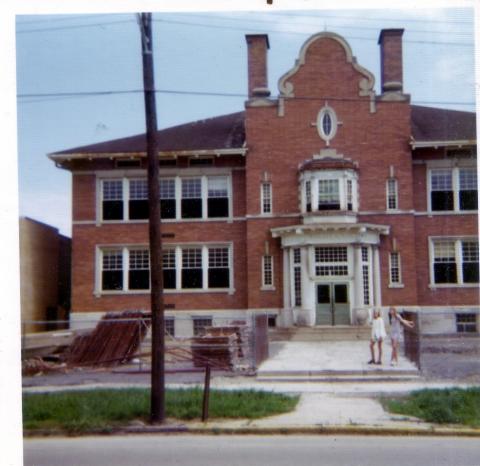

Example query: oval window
[317,106,338,143]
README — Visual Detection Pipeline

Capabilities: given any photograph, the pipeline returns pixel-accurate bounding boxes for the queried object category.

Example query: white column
[281,248,293,327]
[354,245,363,309]
[301,247,315,326]
[311,179,319,212]
[373,245,382,307]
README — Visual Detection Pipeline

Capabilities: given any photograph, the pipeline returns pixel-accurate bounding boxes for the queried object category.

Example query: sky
[14,3,477,237]
[2,1,479,464]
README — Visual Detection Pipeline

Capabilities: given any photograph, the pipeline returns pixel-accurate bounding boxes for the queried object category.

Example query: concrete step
[256,368,421,383]
[269,326,371,342]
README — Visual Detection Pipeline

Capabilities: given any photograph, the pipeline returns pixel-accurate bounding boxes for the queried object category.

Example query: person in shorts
[368,309,387,365]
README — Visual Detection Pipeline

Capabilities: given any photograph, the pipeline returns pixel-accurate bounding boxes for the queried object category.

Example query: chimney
[245,34,270,98]
[378,29,404,93]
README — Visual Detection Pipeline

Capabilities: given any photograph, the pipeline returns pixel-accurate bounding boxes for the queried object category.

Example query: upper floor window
[431,238,479,285]
[100,175,231,222]
[261,182,272,215]
[300,170,358,214]
[386,178,398,210]
[316,105,338,145]
[262,255,274,288]
[429,167,477,212]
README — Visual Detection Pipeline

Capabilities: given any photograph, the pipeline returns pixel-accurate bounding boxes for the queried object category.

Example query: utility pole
[138,12,165,423]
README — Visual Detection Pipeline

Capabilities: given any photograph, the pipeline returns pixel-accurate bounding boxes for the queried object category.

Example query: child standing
[368,309,387,365]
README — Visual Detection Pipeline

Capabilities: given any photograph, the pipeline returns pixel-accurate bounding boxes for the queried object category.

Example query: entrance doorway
[316,283,350,325]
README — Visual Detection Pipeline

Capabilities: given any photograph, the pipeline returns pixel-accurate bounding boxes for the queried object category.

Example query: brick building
[49,29,478,337]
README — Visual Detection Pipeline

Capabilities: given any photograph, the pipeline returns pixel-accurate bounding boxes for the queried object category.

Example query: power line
[15,15,473,46]
[16,13,129,26]
[16,19,133,34]
[16,88,475,107]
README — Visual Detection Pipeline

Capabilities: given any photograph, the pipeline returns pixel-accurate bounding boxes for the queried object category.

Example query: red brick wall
[72,174,96,221]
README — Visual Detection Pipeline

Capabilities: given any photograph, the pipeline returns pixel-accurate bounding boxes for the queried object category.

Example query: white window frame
[96,243,233,295]
[261,255,275,290]
[300,170,358,214]
[388,252,403,287]
[429,237,479,287]
[386,178,398,211]
[427,166,478,213]
[261,182,272,215]
[316,105,338,145]
[98,172,232,223]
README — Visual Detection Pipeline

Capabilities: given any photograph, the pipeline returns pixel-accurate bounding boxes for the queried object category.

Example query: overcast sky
[14,4,476,236]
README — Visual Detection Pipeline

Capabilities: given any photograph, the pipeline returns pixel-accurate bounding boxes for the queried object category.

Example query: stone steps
[269,326,371,342]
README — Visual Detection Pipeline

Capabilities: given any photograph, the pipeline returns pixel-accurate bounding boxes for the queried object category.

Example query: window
[429,167,477,212]
[318,179,340,210]
[128,249,150,290]
[162,249,176,289]
[159,178,176,219]
[193,317,212,336]
[207,177,229,218]
[456,314,477,333]
[389,252,402,285]
[305,181,312,212]
[208,247,230,288]
[459,169,478,210]
[102,180,123,220]
[262,255,274,288]
[293,248,302,307]
[431,238,479,285]
[361,247,370,305]
[316,105,338,144]
[346,179,353,211]
[261,182,272,214]
[181,178,202,219]
[386,178,398,210]
[102,250,123,290]
[315,247,348,276]
[189,157,213,166]
[99,244,232,293]
[129,179,149,220]
[165,317,175,337]
[182,248,203,289]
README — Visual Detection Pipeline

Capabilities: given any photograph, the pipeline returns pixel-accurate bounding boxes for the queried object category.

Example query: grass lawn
[23,388,299,433]
[383,387,480,427]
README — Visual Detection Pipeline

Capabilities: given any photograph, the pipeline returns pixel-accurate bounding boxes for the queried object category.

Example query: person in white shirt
[368,309,386,365]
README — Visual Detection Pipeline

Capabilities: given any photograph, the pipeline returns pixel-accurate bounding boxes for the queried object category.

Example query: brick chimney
[378,29,404,93]
[245,34,270,98]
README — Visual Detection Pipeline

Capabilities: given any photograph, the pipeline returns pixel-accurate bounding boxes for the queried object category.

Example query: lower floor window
[99,244,231,293]
[432,238,479,285]
[456,314,477,333]
[165,317,175,336]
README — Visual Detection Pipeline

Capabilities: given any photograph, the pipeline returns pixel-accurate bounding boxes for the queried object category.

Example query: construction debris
[22,357,67,376]
[65,311,151,367]
[190,323,252,371]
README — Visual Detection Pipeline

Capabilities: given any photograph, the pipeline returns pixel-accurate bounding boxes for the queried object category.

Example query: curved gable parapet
[278,32,375,104]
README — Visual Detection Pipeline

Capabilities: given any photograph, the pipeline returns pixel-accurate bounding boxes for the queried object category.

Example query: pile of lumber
[65,311,150,367]
[190,322,252,370]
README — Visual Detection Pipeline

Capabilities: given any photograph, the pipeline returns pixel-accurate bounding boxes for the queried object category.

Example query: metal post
[139,12,165,424]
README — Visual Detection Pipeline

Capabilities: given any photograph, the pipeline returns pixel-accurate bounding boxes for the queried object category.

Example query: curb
[24,424,480,438]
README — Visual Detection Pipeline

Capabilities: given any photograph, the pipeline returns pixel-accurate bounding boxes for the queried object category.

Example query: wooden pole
[139,12,165,424]
[202,365,211,422]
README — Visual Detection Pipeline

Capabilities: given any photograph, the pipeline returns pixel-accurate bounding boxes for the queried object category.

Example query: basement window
[456,314,477,333]
[193,316,212,336]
